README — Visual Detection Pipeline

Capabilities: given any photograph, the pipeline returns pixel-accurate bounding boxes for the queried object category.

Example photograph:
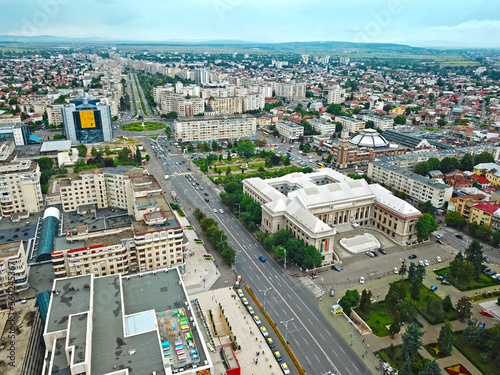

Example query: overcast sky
[1,0,500,48]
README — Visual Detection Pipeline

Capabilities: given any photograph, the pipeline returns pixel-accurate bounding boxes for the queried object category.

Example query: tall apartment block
[0,157,43,218]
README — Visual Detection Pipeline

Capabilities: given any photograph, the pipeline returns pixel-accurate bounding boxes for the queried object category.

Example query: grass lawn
[423,343,451,359]
[434,268,500,291]
[454,332,500,375]
[378,344,430,374]
[423,127,442,132]
[354,302,392,337]
[401,281,457,324]
[120,122,167,132]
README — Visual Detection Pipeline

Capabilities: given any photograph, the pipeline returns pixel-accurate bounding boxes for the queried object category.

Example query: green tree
[272,230,291,247]
[91,147,98,156]
[283,156,291,166]
[460,153,474,171]
[444,211,466,229]
[359,289,372,313]
[426,299,444,323]
[365,120,375,129]
[419,201,437,215]
[212,140,218,151]
[187,142,195,152]
[37,157,54,171]
[402,323,424,360]
[385,282,406,310]
[443,295,453,312]
[427,158,441,171]
[394,114,407,125]
[400,357,413,375]
[338,290,360,316]
[399,260,408,281]
[104,145,112,155]
[464,240,484,280]
[118,147,131,162]
[449,254,474,283]
[492,230,500,247]
[326,103,342,115]
[437,321,454,355]
[414,161,429,176]
[389,311,401,338]
[395,300,418,323]
[226,166,231,175]
[135,148,142,163]
[418,360,442,375]
[463,323,487,349]
[416,213,439,240]
[77,143,87,158]
[274,245,286,262]
[302,245,322,269]
[236,140,255,158]
[440,157,460,173]
[455,296,472,322]
[410,277,422,300]
[474,151,494,165]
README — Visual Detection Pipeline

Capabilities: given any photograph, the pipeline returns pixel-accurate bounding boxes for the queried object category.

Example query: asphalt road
[140,138,371,375]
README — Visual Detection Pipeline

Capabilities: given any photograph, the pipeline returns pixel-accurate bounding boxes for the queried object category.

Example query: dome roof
[349,129,389,148]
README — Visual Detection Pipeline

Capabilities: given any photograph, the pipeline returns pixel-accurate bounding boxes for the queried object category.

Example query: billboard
[79,110,96,128]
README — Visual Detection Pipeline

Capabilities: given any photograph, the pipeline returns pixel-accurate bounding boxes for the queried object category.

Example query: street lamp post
[235,203,241,219]
[283,248,287,269]
[258,287,271,312]
[280,318,294,345]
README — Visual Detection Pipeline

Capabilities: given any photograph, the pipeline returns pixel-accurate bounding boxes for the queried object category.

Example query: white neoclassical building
[243,169,422,265]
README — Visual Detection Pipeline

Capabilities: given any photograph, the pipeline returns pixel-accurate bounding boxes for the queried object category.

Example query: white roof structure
[289,179,375,209]
[40,140,72,152]
[369,184,421,217]
[350,129,389,148]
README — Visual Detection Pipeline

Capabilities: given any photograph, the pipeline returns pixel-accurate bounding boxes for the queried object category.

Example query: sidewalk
[318,277,484,375]
[175,214,221,294]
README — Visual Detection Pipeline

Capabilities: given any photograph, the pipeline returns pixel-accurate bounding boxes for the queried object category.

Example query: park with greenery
[120,121,167,132]
[434,240,499,291]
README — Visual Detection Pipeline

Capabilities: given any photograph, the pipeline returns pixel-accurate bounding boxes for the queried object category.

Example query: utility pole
[258,287,271,312]
[280,318,294,345]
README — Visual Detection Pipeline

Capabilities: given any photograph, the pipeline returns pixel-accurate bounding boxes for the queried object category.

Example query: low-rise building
[362,114,393,131]
[470,202,500,227]
[447,194,487,221]
[276,120,304,142]
[308,118,336,136]
[335,116,365,134]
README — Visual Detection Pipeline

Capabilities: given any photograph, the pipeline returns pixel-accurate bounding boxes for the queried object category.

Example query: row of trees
[414,152,494,176]
[449,240,485,282]
[219,178,262,231]
[193,208,236,266]
[445,211,500,245]
[259,229,322,270]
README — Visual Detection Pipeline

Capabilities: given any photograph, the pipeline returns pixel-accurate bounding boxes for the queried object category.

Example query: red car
[480,310,493,317]
[236,275,242,283]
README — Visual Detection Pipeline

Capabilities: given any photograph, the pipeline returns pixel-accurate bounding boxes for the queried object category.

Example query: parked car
[260,326,269,337]
[424,259,430,266]
[241,297,249,306]
[436,234,444,239]
[366,251,375,258]
[371,251,378,257]
[378,248,387,254]
[281,363,291,375]
[360,277,365,284]
[247,306,255,315]
[409,254,417,259]
[266,337,275,348]
[477,321,486,330]
[419,260,425,266]
[436,256,442,262]
[237,289,244,298]
[430,286,437,292]
[331,265,341,272]
[437,276,444,281]
[394,267,399,274]
[480,310,494,317]
[455,234,464,239]
[484,256,490,263]
[253,315,261,325]
[274,351,282,362]
[441,280,451,285]
[436,239,444,245]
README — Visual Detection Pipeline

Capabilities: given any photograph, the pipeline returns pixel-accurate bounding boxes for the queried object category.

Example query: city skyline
[1,0,499,48]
